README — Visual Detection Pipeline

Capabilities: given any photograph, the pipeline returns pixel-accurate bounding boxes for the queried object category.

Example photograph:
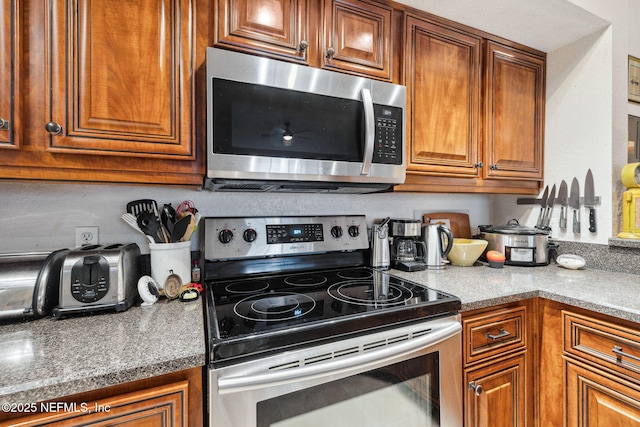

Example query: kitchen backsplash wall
[0,181,492,254]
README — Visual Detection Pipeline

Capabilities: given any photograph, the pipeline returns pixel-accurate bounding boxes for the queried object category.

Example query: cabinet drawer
[463,306,526,365]
[564,311,640,382]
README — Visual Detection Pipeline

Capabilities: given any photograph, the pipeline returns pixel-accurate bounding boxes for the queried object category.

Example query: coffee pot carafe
[422,223,454,269]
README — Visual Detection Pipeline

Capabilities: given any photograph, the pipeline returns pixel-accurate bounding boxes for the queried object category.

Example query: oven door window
[212,78,364,162]
[257,353,440,427]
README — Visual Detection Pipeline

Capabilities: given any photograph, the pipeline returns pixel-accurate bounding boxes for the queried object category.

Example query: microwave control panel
[373,105,403,165]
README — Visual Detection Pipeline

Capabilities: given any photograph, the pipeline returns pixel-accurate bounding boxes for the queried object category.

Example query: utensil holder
[149,241,191,289]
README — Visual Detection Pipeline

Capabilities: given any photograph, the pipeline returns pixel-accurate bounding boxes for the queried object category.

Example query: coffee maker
[389,219,427,271]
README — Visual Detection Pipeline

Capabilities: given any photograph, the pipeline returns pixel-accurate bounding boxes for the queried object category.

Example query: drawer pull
[612,345,640,363]
[486,329,511,340]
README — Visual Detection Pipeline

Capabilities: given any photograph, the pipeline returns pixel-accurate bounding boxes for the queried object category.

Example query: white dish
[557,254,586,270]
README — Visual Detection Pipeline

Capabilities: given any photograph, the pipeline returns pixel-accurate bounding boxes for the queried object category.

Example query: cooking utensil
[558,180,568,230]
[137,212,165,243]
[161,203,177,234]
[171,216,191,243]
[536,185,549,228]
[126,199,158,217]
[569,177,581,233]
[127,199,170,242]
[584,169,596,233]
[542,184,556,228]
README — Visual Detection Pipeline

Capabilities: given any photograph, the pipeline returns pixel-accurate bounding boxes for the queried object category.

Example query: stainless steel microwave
[205,48,406,193]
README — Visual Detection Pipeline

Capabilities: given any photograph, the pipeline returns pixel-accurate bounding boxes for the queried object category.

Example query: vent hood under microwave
[205,48,406,193]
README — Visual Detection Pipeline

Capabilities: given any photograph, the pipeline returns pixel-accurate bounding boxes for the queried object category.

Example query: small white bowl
[557,254,586,270]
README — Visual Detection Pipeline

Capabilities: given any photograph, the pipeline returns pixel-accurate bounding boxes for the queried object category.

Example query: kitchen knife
[536,185,548,228]
[543,184,556,228]
[558,180,568,230]
[584,169,596,233]
[569,177,581,233]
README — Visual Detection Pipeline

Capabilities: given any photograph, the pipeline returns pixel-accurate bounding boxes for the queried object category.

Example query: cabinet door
[567,360,640,427]
[0,0,16,147]
[46,0,196,158]
[404,16,482,177]
[465,354,526,427]
[323,0,392,80]
[214,0,310,63]
[0,381,189,427]
[483,41,544,181]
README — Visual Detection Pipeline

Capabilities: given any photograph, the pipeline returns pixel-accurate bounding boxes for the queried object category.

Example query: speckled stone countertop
[0,298,205,404]
[2,262,640,406]
[391,263,640,322]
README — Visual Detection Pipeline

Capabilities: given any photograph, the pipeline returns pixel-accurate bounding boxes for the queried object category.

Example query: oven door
[209,315,462,427]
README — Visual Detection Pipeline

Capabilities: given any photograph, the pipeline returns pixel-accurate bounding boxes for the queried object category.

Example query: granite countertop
[0,298,206,404]
[391,263,640,322]
[2,261,640,406]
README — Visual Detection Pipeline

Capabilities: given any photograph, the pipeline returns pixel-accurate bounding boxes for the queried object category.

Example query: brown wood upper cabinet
[402,15,482,178]
[0,0,16,148]
[398,12,545,194]
[46,0,195,158]
[214,0,394,81]
[0,0,205,185]
[483,41,545,181]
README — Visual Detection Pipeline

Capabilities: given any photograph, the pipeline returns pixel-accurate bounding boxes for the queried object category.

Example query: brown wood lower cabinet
[540,298,640,427]
[0,367,203,427]
[566,358,640,426]
[465,354,526,427]
[462,300,535,427]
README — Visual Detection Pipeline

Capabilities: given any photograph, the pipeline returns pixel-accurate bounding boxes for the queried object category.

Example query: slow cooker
[478,219,557,266]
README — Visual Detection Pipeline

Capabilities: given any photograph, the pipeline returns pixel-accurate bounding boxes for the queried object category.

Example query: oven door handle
[360,87,375,176]
[217,320,461,394]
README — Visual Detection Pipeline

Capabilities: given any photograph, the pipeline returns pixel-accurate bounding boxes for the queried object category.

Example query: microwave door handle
[361,88,375,175]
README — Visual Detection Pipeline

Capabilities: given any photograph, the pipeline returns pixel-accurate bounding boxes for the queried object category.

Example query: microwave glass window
[213,78,364,162]
[256,352,440,427]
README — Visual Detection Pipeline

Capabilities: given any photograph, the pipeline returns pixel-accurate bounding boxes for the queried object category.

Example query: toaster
[53,243,141,319]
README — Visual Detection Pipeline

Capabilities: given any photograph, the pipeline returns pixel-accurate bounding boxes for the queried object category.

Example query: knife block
[618,188,640,238]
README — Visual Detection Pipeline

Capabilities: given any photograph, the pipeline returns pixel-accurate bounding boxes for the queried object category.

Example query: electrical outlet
[75,226,99,246]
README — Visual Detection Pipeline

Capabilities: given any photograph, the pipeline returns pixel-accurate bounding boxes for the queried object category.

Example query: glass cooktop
[205,267,461,365]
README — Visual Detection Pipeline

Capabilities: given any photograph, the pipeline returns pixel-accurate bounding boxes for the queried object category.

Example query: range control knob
[243,228,257,242]
[218,229,234,244]
[330,226,343,238]
[348,225,360,237]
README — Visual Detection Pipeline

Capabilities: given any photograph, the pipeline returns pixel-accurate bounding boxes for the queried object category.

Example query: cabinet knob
[0,118,8,130]
[326,47,336,59]
[45,122,63,135]
[490,164,499,170]
[298,40,309,61]
[469,382,483,396]
[474,162,483,169]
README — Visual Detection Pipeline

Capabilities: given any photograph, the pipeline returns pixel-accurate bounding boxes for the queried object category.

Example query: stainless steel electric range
[203,215,463,427]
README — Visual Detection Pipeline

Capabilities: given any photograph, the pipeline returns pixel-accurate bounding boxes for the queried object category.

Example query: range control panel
[204,215,369,260]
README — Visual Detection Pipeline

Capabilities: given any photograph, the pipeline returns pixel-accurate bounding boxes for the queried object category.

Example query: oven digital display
[266,223,324,244]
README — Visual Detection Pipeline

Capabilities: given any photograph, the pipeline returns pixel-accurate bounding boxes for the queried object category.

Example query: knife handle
[536,208,545,228]
[573,209,580,234]
[559,207,567,229]
[589,207,596,233]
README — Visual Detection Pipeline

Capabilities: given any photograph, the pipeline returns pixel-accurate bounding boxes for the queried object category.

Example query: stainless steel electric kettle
[422,223,454,269]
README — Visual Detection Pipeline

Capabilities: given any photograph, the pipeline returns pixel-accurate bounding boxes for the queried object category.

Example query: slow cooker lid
[479,219,549,235]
